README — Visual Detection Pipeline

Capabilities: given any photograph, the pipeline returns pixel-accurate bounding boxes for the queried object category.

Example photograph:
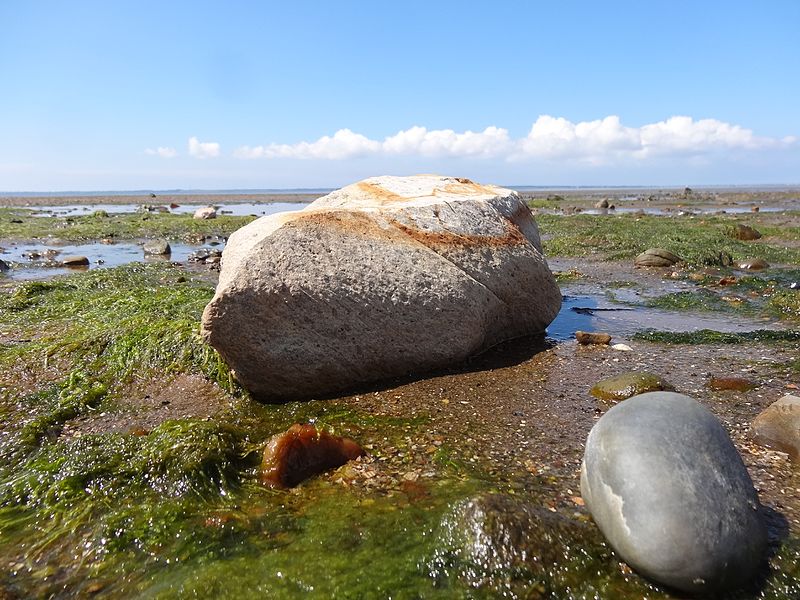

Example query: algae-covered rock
[730,224,762,241]
[751,394,800,461]
[634,248,681,267]
[143,239,171,256]
[429,493,608,596]
[581,391,767,595]
[590,371,674,402]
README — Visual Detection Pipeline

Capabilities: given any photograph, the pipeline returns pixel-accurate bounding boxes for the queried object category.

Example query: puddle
[0,240,225,280]
[20,201,310,218]
[547,294,783,341]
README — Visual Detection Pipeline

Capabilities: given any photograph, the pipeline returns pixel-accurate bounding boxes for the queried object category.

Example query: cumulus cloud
[188,136,220,159]
[233,116,795,163]
[144,146,177,158]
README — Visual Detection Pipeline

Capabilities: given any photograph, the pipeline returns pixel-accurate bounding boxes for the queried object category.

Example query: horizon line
[2,182,800,196]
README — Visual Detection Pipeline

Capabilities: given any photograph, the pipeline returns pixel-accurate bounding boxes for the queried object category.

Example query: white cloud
[233,116,796,164]
[235,129,379,160]
[188,136,220,159]
[144,146,177,158]
[383,126,512,157]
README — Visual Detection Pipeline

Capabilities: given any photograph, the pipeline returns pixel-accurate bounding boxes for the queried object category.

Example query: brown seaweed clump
[260,424,365,488]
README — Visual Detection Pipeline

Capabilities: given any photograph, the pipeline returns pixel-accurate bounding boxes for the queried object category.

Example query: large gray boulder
[201,175,561,401]
[581,392,767,595]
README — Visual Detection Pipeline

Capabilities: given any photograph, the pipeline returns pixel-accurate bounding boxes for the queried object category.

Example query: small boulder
[61,255,89,267]
[0,259,9,272]
[575,330,612,345]
[594,199,609,209]
[194,206,217,220]
[736,258,769,271]
[730,224,762,241]
[634,248,681,267]
[590,371,673,402]
[143,239,171,256]
[751,394,800,460]
[581,392,767,594]
[260,423,364,488]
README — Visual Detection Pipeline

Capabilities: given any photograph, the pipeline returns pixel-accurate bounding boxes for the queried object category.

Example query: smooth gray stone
[581,391,767,594]
[143,239,171,255]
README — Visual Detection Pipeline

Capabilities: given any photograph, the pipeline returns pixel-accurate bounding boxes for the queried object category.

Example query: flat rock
[751,394,800,460]
[61,255,89,267]
[590,371,673,402]
[260,423,364,487]
[193,206,217,220]
[575,330,612,345]
[202,175,561,401]
[143,239,171,255]
[708,376,757,392]
[581,392,767,594]
[634,248,681,267]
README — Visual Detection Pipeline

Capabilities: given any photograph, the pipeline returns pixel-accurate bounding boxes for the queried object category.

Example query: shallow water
[547,294,784,340]
[22,201,310,218]
[1,240,225,280]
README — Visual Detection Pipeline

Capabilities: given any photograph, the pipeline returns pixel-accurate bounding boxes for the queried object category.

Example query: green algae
[632,329,800,345]
[538,213,800,266]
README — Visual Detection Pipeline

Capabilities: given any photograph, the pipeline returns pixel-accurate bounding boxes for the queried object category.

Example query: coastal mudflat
[1,187,798,598]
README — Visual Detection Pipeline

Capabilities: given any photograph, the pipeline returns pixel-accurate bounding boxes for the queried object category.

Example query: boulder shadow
[302,333,555,403]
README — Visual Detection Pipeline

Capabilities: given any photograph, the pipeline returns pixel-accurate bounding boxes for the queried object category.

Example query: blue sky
[1,1,798,190]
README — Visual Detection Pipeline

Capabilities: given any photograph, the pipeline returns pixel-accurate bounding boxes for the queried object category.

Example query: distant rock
[634,248,681,267]
[575,330,612,345]
[751,394,800,461]
[61,255,89,267]
[202,175,562,401]
[594,199,609,209]
[737,258,769,271]
[143,239,171,256]
[193,206,217,220]
[730,224,762,241]
[590,371,673,402]
[0,259,9,272]
[260,424,364,487]
[581,391,767,594]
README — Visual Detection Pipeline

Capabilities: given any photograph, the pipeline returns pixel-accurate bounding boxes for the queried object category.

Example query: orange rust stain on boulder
[356,181,406,204]
[260,424,365,488]
[441,181,502,197]
[390,219,527,248]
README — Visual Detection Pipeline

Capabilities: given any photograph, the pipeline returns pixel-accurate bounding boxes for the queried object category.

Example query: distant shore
[0,192,323,207]
[1,186,798,208]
